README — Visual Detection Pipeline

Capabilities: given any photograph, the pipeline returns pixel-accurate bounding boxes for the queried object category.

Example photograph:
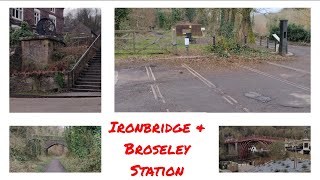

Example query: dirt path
[44,159,65,172]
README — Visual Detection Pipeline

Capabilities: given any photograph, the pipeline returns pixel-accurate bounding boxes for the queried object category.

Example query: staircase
[71,50,101,92]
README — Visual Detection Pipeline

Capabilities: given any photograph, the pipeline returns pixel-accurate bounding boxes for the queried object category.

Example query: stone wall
[21,36,64,70]
[10,73,68,93]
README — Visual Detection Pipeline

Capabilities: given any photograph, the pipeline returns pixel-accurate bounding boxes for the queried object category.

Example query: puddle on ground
[244,92,271,103]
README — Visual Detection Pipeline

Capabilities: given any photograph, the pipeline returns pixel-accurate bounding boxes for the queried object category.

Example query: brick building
[175,22,202,36]
[10,8,64,35]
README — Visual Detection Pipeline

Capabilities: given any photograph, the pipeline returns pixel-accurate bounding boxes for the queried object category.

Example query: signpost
[272,34,280,52]
[185,36,189,56]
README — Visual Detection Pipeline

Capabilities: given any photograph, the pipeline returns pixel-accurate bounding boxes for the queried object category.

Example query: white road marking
[150,84,158,100]
[145,66,150,79]
[227,95,238,104]
[115,71,118,85]
[243,108,250,112]
[156,84,166,103]
[266,61,310,74]
[222,96,234,105]
[183,65,213,87]
[182,63,216,88]
[147,67,167,105]
[148,66,156,81]
[237,64,310,91]
[182,63,248,112]
[166,109,170,112]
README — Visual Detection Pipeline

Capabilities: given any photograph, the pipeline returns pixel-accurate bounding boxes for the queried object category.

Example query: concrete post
[279,20,288,56]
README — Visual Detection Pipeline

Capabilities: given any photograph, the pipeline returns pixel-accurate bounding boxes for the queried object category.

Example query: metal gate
[115,30,172,54]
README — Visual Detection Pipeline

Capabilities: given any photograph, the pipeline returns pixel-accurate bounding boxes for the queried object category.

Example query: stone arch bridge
[29,135,67,155]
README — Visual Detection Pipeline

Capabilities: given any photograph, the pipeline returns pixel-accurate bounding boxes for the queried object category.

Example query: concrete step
[71,88,101,92]
[85,66,101,70]
[88,65,101,70]
[78,78,101,82]
[89,61,101,64]
[80,75,101,79]
[76,81,101,86]
[82,70,101,74]
[83,67,101,71]
[88,63,101,66]
[90,59,101,62]
[81,72,101,76]
[73,85,101,89]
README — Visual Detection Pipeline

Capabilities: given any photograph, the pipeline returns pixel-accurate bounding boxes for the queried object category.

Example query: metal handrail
[68,34,101,89]
[70,34,101,72]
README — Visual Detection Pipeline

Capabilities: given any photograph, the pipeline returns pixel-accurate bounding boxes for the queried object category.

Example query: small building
[175,22,202,36]
[9,8,64,35]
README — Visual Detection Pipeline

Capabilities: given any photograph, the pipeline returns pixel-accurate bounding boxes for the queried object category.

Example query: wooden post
[266,37,269,48]
[133,31,136,53]
[244,35,247,45]
[260,36,262,46]
[212,35,216,46]
[172,29,177,55]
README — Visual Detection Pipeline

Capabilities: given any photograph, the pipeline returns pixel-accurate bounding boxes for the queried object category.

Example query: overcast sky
[63,8,101,17]
[257,8,283,14]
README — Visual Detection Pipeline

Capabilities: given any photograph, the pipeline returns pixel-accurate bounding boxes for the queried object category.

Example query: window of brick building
[34,9,40,25]
[10,8,23,21]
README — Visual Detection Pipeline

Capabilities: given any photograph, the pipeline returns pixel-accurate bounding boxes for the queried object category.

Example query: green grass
[10,156,54,172]
[115,31,210,59]
[115,31,277,61]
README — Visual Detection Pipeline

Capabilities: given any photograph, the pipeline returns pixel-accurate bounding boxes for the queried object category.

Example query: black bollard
[279,20,288,56]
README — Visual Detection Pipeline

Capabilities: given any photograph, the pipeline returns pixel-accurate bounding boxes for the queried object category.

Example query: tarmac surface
[115,45,310,112]
[10,97,101,112]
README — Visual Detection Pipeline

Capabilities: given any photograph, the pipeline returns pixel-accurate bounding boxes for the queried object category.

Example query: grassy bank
[10,156,53,172]
[59,154,101,172]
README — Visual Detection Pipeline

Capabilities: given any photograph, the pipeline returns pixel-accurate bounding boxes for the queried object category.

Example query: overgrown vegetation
[10,126,101,172]
[115,8,259,58]
[10,21,33,45]
[62,126,101,172]
[115,8,310,59]
[10,126,64,172]
[54,72,65,90]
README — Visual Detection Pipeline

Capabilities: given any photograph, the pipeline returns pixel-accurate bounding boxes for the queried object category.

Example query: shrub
[269,23,310,43]
[54,72,65,90]
[10,21,33,45]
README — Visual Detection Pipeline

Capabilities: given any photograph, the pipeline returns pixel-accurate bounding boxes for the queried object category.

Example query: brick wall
[10,8,64,35]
